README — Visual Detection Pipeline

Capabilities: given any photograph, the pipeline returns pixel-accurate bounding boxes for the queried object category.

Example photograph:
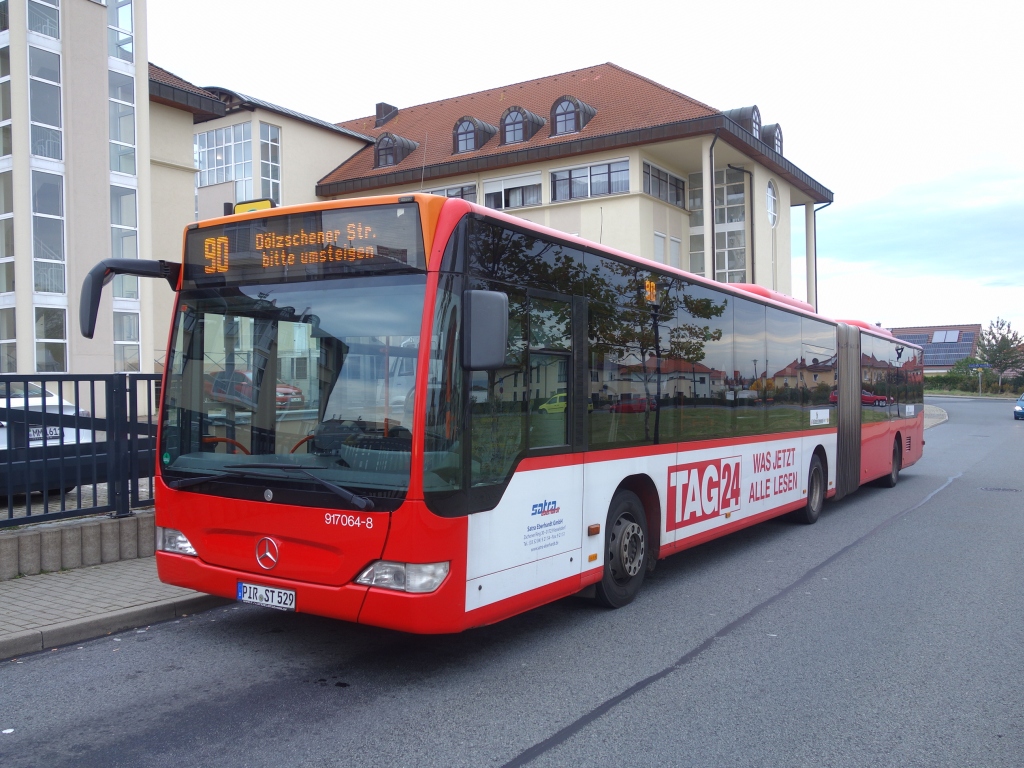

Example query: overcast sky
[149,0,1024,334]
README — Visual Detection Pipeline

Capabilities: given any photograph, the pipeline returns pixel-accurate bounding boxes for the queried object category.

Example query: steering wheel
[202,436,251,455]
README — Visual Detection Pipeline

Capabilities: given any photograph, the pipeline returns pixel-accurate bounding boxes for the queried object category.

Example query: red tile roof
[321,63,719,188]
[148,63,220,101]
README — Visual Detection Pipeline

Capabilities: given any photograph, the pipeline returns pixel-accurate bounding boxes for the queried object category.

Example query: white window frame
[766,179,779,228]
[653,232,666,264]
[0,44,10,158]
[426,183,476,202]
[483,172,541,211]
[28,44,62,161]
[107,0,133,63]
[669,237,682,270]
[259,122,281,204]
[713,168,746,283]
[113,310,140,372]
[109,70,135,176]
[687,172,706,277]
[33,305,66,373]
[0,169,12,294]
[550,158,629,202]
[642,161,685,209]
[31,169,64,295]
[27,0,60,40]
[195,121,252,203]
[110,184,138,299]
[0,305,15,373]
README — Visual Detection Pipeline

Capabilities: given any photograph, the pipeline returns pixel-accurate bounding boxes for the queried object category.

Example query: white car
[0,382,93,451]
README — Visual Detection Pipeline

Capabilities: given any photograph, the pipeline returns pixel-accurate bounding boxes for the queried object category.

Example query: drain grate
[979,487,1021,492]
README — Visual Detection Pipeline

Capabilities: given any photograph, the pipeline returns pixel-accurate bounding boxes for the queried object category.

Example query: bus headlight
[156,527,197,557]
[355,561,449,593]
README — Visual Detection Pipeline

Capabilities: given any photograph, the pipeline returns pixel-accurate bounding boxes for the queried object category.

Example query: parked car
[205,371,305,410]
[610,397,657,413]
[0,383,102,497]
[1014,393,1024,420]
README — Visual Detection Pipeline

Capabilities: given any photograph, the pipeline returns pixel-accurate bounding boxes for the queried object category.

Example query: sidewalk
[0,556,228,661]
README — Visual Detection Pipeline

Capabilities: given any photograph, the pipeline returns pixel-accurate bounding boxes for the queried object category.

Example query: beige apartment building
[1,0,157,375]
[0,0,370,375]
[320,63,832,307]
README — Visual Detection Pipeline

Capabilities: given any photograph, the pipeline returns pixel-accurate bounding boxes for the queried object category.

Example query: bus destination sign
[183,203,425,288]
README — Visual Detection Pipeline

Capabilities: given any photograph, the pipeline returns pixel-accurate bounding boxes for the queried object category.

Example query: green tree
[977,318,1024,388]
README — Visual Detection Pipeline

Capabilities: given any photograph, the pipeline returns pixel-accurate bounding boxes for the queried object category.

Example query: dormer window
[376,135,395,167]
[504,111,523,144]
[722,106,762,140]
[499,106,545,145]
[554,100,576,134]
[455,120,475,152]
[374,132,418,168]
[550,96,596,137]
[762,123,783,155]
[451,117,497,155]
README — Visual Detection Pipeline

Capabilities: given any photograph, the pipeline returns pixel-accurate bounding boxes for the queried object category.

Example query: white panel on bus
[465,548,581,611]
[466,463,584,581]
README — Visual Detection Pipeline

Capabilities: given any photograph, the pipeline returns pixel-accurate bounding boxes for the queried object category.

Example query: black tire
[595,490,648,608]
[878,439,901,488]
[792,453,825,525]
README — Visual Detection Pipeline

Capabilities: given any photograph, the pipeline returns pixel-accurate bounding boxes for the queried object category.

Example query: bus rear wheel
[792,454,825,525]
[595,490,648,608]
[878,439,901,488]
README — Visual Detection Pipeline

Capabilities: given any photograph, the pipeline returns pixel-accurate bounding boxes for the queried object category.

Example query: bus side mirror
[80,259,180,338]
[462,290,508,370]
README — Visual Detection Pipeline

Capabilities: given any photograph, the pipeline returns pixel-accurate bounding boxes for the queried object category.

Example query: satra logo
[531,499,561,517]
[666,457,741,531]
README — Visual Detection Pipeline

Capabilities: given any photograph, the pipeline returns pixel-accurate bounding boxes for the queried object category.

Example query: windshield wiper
[165,472,230,490]
[223,463,374,510]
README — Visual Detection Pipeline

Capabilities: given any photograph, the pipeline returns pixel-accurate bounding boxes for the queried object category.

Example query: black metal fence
[0,373,160,528]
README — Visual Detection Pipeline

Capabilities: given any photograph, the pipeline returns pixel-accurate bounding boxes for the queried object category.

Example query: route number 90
[204,236,229,274]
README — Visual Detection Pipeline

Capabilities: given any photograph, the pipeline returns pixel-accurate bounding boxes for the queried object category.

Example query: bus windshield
[160,273,426,508]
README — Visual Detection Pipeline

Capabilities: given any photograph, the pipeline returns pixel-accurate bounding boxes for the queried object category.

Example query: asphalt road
[2,397,1022,768]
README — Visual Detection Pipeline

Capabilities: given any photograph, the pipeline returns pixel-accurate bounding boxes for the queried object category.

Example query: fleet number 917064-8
[325,513,374,528]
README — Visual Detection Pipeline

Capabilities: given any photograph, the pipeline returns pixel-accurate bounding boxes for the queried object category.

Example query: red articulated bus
[80,194,924,633]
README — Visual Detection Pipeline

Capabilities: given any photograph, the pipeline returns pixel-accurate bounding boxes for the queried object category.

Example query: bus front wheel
[792,453,825,525]
[595,490,648,608]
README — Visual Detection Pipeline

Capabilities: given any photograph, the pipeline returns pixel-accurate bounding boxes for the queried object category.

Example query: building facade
[319,64,832,308]
[1,0,155,375]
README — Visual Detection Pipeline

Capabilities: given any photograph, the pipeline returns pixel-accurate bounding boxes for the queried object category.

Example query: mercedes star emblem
[255,537,279,570]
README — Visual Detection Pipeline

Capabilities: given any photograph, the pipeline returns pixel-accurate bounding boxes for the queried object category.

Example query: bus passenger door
[465,290,584,611]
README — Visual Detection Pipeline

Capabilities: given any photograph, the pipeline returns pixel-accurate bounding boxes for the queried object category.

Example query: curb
[923,404,948,430]
[0,593,232,661]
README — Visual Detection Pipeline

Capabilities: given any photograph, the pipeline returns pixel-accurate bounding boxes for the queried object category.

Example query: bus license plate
[237,582,295,611]
[29,426,62,440]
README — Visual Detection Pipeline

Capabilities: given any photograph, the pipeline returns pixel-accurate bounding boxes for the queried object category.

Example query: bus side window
[765,308,801,433]
[732,298,766,436]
